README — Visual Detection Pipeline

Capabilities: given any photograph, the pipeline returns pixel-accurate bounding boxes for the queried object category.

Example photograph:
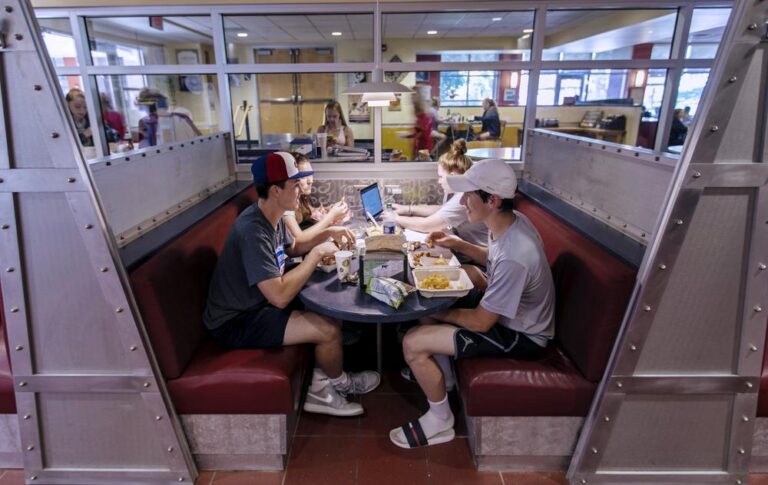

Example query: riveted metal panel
[635,188,752,374]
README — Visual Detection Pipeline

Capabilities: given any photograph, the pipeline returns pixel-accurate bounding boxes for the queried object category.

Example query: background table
[300,270,456,371]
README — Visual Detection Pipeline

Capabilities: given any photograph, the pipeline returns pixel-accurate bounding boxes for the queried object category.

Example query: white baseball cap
[446,159,517,199]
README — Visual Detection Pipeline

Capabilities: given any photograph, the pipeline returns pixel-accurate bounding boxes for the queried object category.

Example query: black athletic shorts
[451,289,547,360]
[208,299,303,349]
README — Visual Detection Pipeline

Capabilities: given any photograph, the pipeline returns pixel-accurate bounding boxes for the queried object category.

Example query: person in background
[411,91,434,158]
[100,93,133,151]
[393,139,487,258]
[66,88,93,147]
[136,88,201,148]
[681,106,693,126]
[204,152,379,417]
[283,152,350,243]
[429,97,448,154]
[668,108,688,147]
[474,98,501,140]
[317,101,354,148]
[390,159,555,449]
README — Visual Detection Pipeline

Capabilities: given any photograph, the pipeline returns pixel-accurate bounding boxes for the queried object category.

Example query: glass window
[94,74,219,154]
[675,68,710,121]
[641,69,667,119]
[537,70,635,106]
[544,9,677,60]
[686,8,731,59]
[380,71,525,162]
[38,18,78,67]
[58,75,83,96]
[85,16,213,66]
[230,72,371,163]
[223,14,374,64]
[382,11,534,63]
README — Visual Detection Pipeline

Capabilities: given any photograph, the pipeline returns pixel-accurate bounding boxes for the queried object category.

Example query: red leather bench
[456,194,637,417]
[757,329,768,417]
[128,186,309,415]
[0,289,15,414]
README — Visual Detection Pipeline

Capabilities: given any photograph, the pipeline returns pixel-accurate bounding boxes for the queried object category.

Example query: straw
[366,211,381,229]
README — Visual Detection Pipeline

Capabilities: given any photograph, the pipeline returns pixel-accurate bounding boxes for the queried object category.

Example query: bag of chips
[366,277,413,309]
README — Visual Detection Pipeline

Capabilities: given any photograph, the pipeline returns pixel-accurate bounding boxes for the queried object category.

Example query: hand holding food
[426,231,460,250]
[328,226,355,249]
[311,241,339,262]
[326,197,349,224]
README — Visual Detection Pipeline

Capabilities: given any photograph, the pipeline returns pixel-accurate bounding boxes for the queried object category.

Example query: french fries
[418,274,450,290]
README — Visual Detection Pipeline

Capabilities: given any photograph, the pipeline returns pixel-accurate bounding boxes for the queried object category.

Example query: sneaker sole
[303,402,364,417]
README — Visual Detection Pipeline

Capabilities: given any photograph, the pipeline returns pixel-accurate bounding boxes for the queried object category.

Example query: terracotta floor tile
[750,474,768,485]
[195,470,215,485]
[426,438,502,485]
[357,435,429,485]
[500,471,568,485]
[284,435,358,485]
[371,370,423,395]
[212,471,284,485]
[0,470,25,485]
[359,393,427,436]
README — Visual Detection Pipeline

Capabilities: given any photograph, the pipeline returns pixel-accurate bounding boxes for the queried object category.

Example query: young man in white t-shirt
[390,159,555,449]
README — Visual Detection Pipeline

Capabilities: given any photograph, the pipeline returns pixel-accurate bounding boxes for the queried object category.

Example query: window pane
[380,71,525,162]
[223,14,373,64]
[675,68,710,121]
[230,72,371,163]
[383,11,534,64]
[85,16,213,66]
[38,18,78,67]
[544,9,677,60]
[94,74,219,155]
[686,8,731,59]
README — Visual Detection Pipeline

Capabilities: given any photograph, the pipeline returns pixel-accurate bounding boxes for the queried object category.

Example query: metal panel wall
[0,1,196,482]
[569,1,768,483]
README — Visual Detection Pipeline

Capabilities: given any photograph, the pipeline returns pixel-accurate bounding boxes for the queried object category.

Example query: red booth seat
[757,326,768,417]
[129,186,309,414]
[0,289,15,414]
[457,195,637,417]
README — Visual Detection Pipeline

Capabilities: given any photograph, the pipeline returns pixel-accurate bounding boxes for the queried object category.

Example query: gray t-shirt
[437,193,488,248]
[203,204,292,330]
[480,212,555,346]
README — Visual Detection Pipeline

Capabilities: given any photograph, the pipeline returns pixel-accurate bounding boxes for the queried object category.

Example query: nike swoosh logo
[307,392,334,404]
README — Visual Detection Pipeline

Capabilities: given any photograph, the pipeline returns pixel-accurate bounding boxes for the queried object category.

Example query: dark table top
[299,270,456,323]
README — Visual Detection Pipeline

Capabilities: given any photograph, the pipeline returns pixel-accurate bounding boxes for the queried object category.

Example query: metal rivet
[84,224,93,229]
[616,382,623,388]
[10,307,18,313]
[1,224,8,229]
[746,382,754,389]
[4,6,12,12]
[26,445,34,451]
[18,381,26,387]
[67,177,76,183]
[23,414,30,420]
[643,305,652,312]
[658,263,667,270]
[674,219,683,225]
[178,478,184,483]
[759,263,766,270]
[580,480,587,485]
[692,171,701,178]
[710,125,719,132]
[737,479,743,485]
[743,416,750,422]
[115,307,123,313]
[130,345,137,351]
[14,33,21,41]
[755,305,763,313]
[729,76,738,83]
[143,382,150,388]
[167,446,174,452]
[591,447,598,454]
[629,344,637,351]
[30,476,36,481]
[6,267,13,272]
[751,345,758,352]
[15,345,22,351]
[738,448,745,454]
[100,267,108,272]
[155,415,163,421]
[33,84,42,91]
[622,223,627,228]
[51,132,60,139]
[603,416,610,422]
[748,23,758,30]
[641,232,646,237]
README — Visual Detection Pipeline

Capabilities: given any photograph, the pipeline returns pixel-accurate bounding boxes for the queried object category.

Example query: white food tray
[412,267,473,298]
[408,248,460,269]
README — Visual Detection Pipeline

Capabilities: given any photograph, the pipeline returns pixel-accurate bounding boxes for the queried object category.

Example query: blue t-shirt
[203,204,292,330]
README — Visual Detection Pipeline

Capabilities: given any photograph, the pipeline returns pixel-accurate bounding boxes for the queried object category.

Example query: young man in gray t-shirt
[391,159,555,449]
[204,152,380,418]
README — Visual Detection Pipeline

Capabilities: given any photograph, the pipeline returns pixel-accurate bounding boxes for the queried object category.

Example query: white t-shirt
[436,193,488,248]
[480,211,555,346]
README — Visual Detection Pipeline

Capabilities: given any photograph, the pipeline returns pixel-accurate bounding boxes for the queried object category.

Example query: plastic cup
[316,132,328,159]
[334,250,354,282]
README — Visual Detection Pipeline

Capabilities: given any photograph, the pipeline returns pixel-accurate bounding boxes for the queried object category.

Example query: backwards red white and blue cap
[251,152,313,184]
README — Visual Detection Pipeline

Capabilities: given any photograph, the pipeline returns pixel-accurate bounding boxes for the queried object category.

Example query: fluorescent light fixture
[492,17,502,21]
[520,34,530,40]
[427,30,438,35]
[237,32,248,38]
[331,32,342,36]
[362,92,395,106]
[523,28,534,33]
[633,69,647,87]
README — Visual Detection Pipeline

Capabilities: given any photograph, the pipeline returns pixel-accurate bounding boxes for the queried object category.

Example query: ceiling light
[520,34,531,40]
[523,28,534,34]
[331,32,342,36]
[427,30,438,35]
[492,17,502,22]
[237,32,248,38]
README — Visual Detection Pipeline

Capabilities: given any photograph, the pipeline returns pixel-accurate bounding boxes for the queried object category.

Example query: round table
[300,270,456,371]
[466,147,521,160]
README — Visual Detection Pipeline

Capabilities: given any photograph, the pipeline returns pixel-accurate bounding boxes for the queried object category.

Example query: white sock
[329,371,350,391]
[418,395,454,437]
[309,368,328,392]
[434,355,456,390]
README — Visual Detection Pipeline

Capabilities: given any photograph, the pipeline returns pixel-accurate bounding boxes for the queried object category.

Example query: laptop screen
[360,183,384,219]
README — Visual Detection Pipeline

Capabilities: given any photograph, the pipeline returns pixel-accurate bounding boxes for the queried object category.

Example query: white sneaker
[303,380,363,417]
[341,371,381,395]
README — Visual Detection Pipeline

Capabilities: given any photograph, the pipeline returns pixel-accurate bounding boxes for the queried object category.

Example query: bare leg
[283,310,343,378]
[402,325,457,402]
